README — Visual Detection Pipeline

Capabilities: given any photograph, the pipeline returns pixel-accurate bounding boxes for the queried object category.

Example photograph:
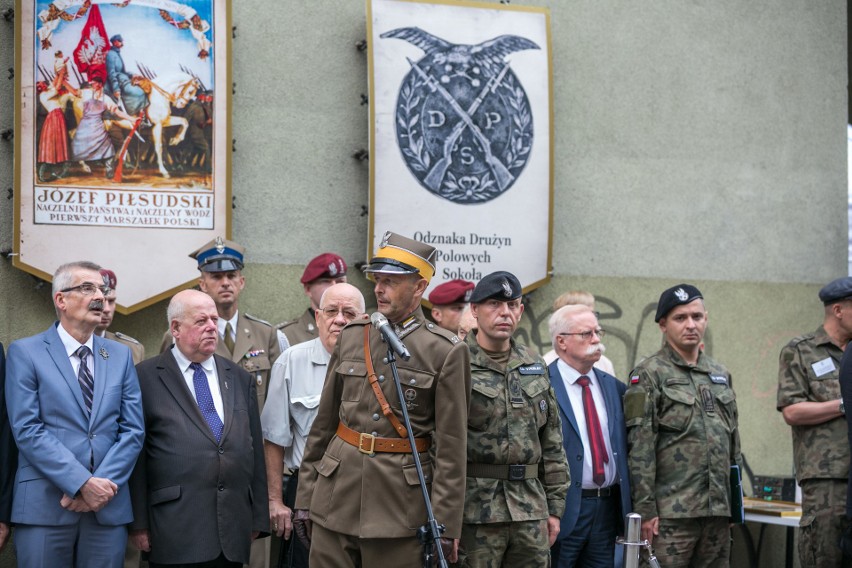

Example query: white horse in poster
[131,74,201,178]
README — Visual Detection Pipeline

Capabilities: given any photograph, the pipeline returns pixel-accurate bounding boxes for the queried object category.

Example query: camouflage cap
[190,237,245,273]
[429,279,475,305]
[363,231,437,282]
[469,271,522,304]
[655,283,703,322]
[819,277,852,305]
[301,253,347,284]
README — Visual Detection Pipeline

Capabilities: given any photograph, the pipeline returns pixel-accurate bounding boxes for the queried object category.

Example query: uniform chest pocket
[242,354,271,374]
[393,368,435,419]
[714,387,738,432]
[469,381,499,431]
[521,376,551,428]
[337,360,367,402]
[659,379,695,432]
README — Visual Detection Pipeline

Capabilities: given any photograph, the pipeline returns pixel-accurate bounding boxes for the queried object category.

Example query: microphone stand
[384,344,448,568]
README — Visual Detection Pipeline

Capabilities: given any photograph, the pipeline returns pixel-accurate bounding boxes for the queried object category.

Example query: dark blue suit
[549,361,631,568]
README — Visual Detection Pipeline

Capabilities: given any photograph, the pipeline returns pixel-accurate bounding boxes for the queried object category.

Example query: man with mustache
[547,305,631,567]
[624,284,742,567]
[262,283,366,567]
[5,261,145,566]
[459,271,569,567]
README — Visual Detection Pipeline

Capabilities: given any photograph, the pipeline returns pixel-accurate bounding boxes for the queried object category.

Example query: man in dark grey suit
[130,290,269,567]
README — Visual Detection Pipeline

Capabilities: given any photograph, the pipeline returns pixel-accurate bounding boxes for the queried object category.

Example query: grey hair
[548,304,595,345]
[52,261,102,296]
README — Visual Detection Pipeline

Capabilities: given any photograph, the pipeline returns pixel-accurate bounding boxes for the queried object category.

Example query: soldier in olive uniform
[159,238,280,568]
[277,253,348,346]
[292,231,471,567]
[96,268,144,568]
[96,269,145,365]
[777,277,852,568]
[458,271,569,568]
[624,284,742,568]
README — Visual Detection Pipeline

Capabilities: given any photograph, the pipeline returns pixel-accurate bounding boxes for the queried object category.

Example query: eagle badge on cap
[502,279,512,298]
[380,231,391,248]
[464,289,472,302]
[328,262,338,276]
[674,287,689,301]
[215,236,225,254]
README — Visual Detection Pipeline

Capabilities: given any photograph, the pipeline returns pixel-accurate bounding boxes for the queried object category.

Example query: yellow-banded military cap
[191,237,245,272]
[363,231,437,282]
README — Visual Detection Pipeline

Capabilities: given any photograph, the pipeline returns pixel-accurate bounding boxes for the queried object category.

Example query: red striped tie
[577,375,608,486]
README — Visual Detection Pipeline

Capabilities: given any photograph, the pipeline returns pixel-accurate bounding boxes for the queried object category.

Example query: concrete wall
[0,1,845,566]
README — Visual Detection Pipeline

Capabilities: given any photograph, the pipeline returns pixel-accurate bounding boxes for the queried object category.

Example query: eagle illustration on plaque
[381,27,539,204]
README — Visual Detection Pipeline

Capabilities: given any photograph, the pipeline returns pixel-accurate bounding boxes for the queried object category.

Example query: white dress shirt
[172,347,224,422]
[56,323,95,379]
[557,358,618,488]
[261,338,330,470]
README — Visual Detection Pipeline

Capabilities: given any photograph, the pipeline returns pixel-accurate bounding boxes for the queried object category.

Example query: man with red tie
[547,305,631,567]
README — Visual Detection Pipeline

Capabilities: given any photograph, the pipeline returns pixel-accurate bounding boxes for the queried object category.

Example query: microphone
[370,312,411,361]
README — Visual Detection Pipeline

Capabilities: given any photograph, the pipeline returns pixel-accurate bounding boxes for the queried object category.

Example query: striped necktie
[76,345,94,413]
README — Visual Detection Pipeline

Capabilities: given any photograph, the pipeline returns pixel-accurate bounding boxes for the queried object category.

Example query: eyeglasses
[558,328,605,341]
[320,306,359,321]
[61,282,111,296]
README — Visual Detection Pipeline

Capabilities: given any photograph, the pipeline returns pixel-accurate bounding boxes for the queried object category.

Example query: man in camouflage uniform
[777,276,852,568]
[292,231,470,566]
[277,253,348,346]
[458,271,569,567]
[624,284,742,567]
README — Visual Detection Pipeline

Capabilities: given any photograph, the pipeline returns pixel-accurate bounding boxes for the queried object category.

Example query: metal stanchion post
[617,512,661,568]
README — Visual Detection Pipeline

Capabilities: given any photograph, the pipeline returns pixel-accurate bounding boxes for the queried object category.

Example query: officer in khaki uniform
[159,238,279,568]
[277,253,348,346]
[96,268,145,568]
[458,271,569,568]
[624,284,742,568]
[292,231,471,567]
[777,277,852,568]
[96,269,145,365]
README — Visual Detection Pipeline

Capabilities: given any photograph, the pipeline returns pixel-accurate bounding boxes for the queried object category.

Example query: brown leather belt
[336,422,431,454]
[467,462,539,481]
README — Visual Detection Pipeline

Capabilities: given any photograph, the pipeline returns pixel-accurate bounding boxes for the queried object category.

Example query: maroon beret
[99,269,117,289]
[429,279,475,305]
[301,253,347,284]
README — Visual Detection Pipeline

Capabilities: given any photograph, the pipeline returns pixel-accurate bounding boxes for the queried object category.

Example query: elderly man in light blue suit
[548,305,631,568]
[6,260,145,567]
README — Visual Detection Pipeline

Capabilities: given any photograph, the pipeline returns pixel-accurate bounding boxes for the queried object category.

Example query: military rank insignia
[381,27,539,203]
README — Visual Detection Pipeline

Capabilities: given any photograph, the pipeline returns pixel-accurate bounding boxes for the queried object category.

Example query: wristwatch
[840,399,846,416]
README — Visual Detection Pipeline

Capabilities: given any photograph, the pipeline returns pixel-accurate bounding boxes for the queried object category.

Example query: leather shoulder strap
[363,324,408,438]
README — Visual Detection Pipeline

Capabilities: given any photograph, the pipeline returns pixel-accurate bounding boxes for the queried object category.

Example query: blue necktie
[76,346,94,413]
[190,362,223,442]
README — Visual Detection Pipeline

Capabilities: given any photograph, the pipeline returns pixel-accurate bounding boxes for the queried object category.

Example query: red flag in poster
[73,5,110,84]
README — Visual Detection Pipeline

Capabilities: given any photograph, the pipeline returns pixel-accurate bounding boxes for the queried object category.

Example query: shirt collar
[217,310,239,337]
[56,321,94,358]
[171,344,215,375]
[556,358,595,386]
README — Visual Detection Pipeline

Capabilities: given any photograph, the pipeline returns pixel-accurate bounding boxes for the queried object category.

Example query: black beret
[655,284,703,322]
[469,271,522,304]
[819,277,852,305]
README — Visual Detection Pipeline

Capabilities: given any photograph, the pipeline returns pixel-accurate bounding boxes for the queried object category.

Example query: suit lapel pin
[224,381,229,390]
[99,347,109,359]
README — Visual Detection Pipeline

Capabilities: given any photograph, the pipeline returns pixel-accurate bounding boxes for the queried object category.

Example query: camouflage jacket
[776,325,848,482]
[462,331,569,524]
[624,343,742,520]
